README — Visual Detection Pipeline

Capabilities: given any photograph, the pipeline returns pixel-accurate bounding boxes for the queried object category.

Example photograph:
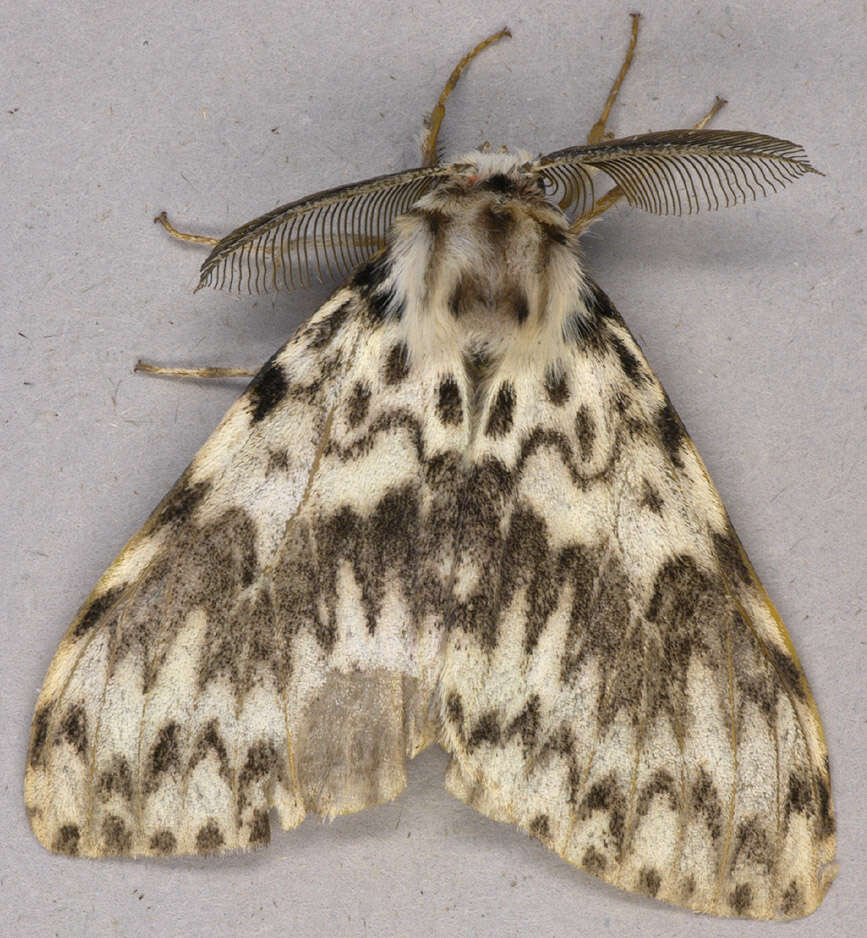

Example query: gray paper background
[2,2,864,935]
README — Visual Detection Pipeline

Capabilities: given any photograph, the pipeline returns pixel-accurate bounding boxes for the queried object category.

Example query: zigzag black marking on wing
[324,408,427,463]
[514,426,623,490]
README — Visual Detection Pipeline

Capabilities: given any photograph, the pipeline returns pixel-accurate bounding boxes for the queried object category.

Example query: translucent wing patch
[538,129,820,216]
[437,279,835,919]
[197,167,447,293]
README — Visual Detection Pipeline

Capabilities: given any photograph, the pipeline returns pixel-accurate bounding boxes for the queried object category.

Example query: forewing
[438,279,835,918]
[26,279,465,856]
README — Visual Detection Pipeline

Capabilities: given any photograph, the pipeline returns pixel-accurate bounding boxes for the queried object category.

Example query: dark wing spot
[582,846,607,874]
[784,770,813,820]
[691,768,723,843]
[239,741,278,787]
[189,720,231,782]
[578,775,626,851]
[641,477,664,514]
[505,508,558,654]
[446,693,464,731]
[155,479,210,527]
[248,808,271,846]
[384,341,410,384]
[346,381,371,429]
[58,703,87,756]
[195,819,225,852]
[731,817,774,872]
[583,278,619,321]
[574,405,595,461]
[97,755,134,803]
[149,830,177,854]
[436,377,463,426]
[73,586,123,638]
[145,722,181,794]
[485,382,515,438]
[730,882,754,915]
[29,703,53,766]
[52,824,81,855]
[306,300,350,350]
[543,366,570,405]
[656,396,686,468]
[248,356,288,423]
[635,769,679,817]
[609,334,644,386]
[638,867,662,897]
[816,767,835,836]
[781,879,803,916]
[101,814,132,854]
[563,307,600,343]
[266,448,290,474]
[467,711,501,749]
[529,814,550,840]
[769,645,808,701]
[505,695,540,749]
[713,527,751,585]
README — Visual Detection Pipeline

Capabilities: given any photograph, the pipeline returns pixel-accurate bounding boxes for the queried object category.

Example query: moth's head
[433,149,550,206]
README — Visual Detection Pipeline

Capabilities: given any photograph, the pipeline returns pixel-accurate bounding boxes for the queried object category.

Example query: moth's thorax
[388,150,589,368]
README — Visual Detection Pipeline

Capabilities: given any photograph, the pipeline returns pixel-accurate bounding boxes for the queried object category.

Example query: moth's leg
[586,13,641,145]
[135,361,255,379]
[420,27,511,167]
[149,217,251,377]
[571,95,727,229]
[691,94,727,130]
[154,211,219,246]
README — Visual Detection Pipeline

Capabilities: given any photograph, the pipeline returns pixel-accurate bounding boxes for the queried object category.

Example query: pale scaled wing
[438,279,835,919]
[26,273,465,856]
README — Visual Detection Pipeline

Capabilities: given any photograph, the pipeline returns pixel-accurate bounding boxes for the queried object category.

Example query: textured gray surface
[2,1,864,935]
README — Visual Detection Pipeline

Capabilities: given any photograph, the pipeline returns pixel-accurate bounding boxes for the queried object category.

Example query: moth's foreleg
[134,361,255,380]
[419,27,511,168]
[585,12,641,145]
[693,94,727,130]
[154,211,219,247]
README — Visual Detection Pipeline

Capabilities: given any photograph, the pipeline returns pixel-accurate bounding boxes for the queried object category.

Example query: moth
[27,18,836,920]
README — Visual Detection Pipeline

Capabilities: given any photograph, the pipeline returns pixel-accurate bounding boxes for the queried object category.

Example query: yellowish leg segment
[135,361,255,379]
[692,95,728,131]
[420,27,511,167]
[586,12,641,145]
[154,211,219,246]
